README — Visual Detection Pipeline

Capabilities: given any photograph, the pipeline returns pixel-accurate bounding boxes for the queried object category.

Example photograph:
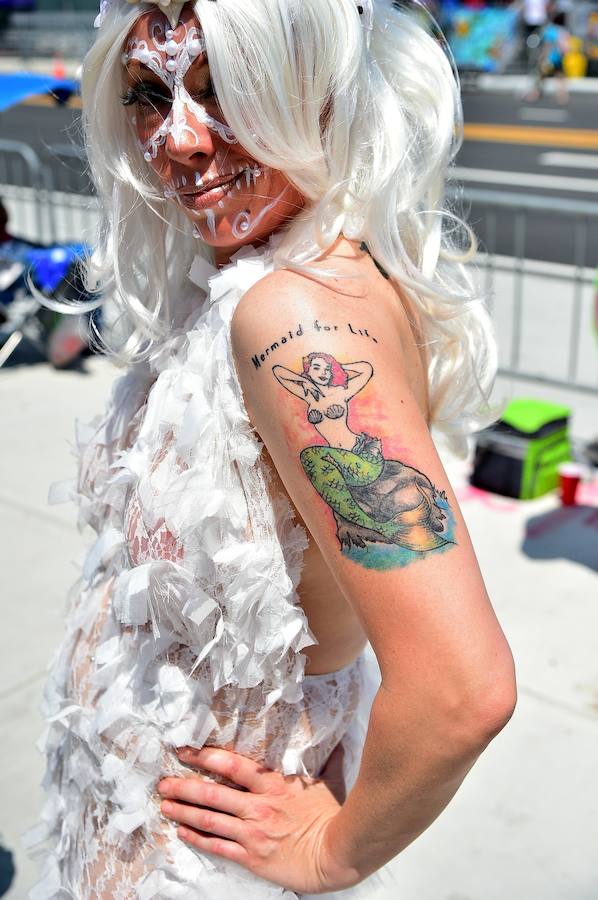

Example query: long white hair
[71,0,499,455]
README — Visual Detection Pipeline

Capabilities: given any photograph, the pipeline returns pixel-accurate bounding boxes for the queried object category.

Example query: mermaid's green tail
[300,443,390,534]
[300,443,448,551]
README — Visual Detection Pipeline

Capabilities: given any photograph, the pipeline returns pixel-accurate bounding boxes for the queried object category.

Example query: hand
[301,381,324,402]
[158,742,360,895]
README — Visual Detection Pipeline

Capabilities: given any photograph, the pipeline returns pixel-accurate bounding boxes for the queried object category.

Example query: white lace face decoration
[121,10,304,251]
[122,16,235,158]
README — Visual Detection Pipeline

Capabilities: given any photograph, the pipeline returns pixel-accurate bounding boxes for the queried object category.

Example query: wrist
[319,813,364,892]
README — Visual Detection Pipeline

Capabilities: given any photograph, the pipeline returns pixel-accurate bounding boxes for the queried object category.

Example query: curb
[468,73,598,94]
[0,57,82,79]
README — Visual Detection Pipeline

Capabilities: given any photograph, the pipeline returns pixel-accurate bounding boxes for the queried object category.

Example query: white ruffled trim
[27,237,370,898]
[25,235,398,899]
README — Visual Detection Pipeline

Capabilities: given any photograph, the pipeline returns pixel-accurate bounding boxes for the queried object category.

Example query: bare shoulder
[231,264,363,333]
[230,255,430,424]
[231,257,407,363]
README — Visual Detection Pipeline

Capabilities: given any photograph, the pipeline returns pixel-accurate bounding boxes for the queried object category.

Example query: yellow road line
[15,102,598,148]
[463,122,598,150]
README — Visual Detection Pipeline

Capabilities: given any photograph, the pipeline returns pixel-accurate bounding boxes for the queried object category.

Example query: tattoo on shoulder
[271,351,457,571]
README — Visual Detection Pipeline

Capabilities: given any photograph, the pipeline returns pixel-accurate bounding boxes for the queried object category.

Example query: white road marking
[538,152,598,170]
[452,166,598,194]
[518,107,569,123]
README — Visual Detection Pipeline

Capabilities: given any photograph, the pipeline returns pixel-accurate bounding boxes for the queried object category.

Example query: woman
[26,1,517,898]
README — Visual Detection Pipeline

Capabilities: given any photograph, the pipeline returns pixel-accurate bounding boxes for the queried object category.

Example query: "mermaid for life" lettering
[250,320,379,370]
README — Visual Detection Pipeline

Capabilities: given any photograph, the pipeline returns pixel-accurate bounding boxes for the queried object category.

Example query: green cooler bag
[470,398,572,499]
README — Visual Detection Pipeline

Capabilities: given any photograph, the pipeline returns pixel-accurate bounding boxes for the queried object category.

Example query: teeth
[195,171,203,187]
[236,179,241,190]
[245,169,251,187]
[218,199,225,208]
[182,175,187,186]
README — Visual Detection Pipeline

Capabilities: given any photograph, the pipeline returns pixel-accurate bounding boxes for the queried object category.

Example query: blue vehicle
[0,226,101,368]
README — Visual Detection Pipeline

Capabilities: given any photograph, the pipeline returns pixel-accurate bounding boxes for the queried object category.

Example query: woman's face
[308,357,332,386]
[121,6,304,260]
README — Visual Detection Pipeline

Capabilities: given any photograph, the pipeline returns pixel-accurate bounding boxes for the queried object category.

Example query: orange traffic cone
[52,56,66,79]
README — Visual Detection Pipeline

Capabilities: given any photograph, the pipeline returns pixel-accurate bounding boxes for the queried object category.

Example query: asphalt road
[2,88,598,265]
[459,89,598,266]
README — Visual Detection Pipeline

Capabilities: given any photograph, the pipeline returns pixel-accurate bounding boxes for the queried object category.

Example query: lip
[179,179,236,210]
[179,172,239,196]
[176,172,243,210]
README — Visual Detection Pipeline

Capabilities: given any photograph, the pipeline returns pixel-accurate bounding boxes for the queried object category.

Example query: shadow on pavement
[522,505,598,572]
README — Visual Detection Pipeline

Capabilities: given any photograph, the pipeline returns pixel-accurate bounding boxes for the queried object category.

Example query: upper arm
[231,270,515,724]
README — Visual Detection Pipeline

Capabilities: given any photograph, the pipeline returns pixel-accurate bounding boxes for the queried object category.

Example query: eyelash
[120,79,215,108]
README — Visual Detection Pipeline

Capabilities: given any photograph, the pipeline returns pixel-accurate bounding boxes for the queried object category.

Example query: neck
[213,233,271,268]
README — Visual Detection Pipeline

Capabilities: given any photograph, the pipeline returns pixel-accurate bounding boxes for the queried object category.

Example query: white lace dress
[24,239,398,899]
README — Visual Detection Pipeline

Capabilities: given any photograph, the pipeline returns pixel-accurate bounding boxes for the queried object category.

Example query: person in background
[0,198,95,367]
[0,199,11,244]
[521,0,548,69]
[0,199,43,308]
[525,9,570,103]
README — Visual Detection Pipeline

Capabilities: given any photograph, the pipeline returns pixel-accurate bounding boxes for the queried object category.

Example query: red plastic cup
[558,462,584,506]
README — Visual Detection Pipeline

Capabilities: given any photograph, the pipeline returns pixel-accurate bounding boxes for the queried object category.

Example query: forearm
[326,682,508,884]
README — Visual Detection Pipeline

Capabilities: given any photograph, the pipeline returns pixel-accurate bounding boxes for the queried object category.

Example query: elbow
[466,656,518,747]
[473,679,518,746]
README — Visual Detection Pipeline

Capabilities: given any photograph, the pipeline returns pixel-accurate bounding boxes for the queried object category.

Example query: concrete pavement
[0,352,597,899]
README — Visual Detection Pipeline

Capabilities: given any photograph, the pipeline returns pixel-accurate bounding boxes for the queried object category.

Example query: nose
[164,101,216,165]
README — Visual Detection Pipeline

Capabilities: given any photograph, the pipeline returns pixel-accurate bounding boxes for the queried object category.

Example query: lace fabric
[24,237,398,898]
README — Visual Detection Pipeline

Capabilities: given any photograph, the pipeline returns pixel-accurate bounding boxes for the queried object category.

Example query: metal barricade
[0,139,597,394]
[0,138,54,243]
[39,142,99,245]
[455,187,598,395]
[0,139,99,246]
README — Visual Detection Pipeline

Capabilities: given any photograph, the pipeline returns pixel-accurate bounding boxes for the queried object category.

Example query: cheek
[135,112,163,144]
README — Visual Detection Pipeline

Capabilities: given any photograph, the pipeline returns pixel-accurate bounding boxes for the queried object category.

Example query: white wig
[71,0,498,455]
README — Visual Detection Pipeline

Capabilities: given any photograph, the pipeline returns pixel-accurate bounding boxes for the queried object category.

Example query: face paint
[121,8,306,263]
[122,14,237,161]
[231,185,289,239]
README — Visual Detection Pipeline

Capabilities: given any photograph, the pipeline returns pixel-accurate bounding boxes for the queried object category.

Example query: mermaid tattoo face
[272,353,456,569]
[307,356,333,387]
[120,6,305,257]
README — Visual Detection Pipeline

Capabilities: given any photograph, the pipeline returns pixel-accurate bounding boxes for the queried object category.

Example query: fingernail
[157,780,168,794]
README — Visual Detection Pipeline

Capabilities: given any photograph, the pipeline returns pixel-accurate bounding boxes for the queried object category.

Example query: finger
[158,776,249,818]
[161,799,247,846]
[177,826,250,867]
[176,746,268,793]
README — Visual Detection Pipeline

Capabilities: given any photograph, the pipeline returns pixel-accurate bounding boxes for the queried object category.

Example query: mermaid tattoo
[272,352,455,564]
